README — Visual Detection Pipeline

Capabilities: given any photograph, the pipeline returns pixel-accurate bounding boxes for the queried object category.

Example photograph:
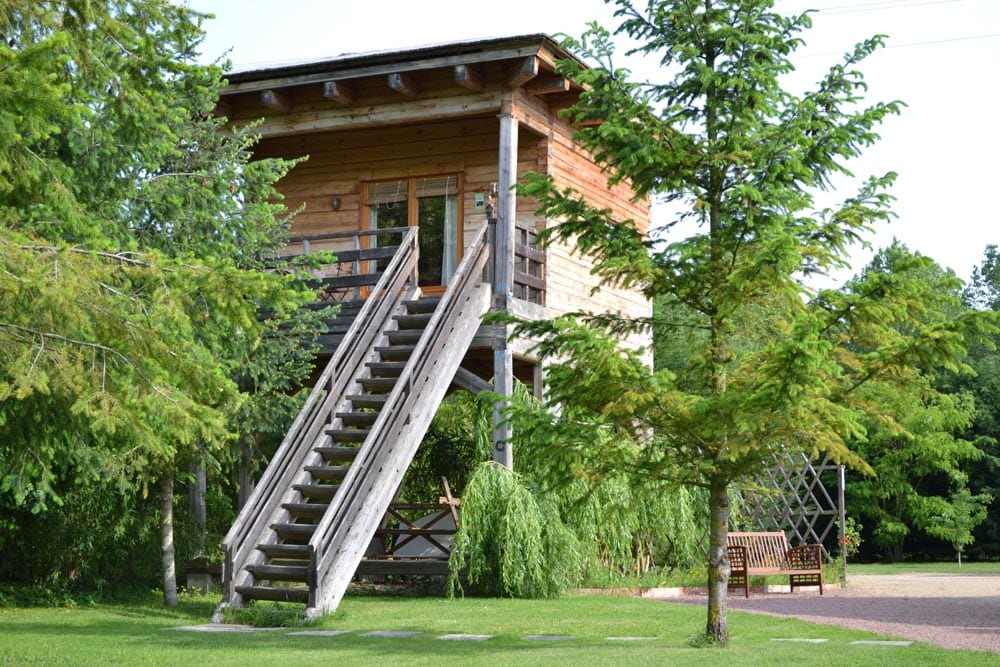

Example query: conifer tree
[512,0,992,642]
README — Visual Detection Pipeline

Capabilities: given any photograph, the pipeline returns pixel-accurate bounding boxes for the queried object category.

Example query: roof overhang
[220,34,584,96]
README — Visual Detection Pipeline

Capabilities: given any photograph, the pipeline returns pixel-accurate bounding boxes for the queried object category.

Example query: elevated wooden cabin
[213,34,651,620]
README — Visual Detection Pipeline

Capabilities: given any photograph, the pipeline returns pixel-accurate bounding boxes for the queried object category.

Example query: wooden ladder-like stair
[233,296,440,604]
[216,226,490,620]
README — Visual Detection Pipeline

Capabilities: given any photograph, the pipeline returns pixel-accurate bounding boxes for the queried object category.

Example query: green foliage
[925,476,992,566]
[402,390,492,502]
[843,245,989,562]
[950,244,1000,560]
[508,0,995,644]
[840,516,862,559]
[0,0,326,593]
[221,601,315,628]
[448,461,584,598]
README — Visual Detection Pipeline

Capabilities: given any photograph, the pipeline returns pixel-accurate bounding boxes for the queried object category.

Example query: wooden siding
[515,92,653,358]
[254,116,503,252]
[228,55,652,361]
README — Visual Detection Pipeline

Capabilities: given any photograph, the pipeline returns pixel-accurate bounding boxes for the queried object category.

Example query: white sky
[187,0,999,286]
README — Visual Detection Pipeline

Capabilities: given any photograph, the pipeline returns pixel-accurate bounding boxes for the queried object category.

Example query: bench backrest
[727,531,791,570]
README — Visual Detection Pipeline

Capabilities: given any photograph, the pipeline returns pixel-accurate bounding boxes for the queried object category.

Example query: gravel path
[677,573,1000,654]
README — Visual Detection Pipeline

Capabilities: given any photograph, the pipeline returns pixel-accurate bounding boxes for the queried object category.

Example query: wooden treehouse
[213,35,651,620]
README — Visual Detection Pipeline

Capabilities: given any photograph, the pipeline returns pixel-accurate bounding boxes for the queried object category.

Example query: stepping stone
[437,634,493,641]
[850,640,913,647]
[607,636,657,641]
[522,634,575,642]
[287,630,350,637]
[361,630,421,638]
[169,625,282,633]
[771,638,829,643]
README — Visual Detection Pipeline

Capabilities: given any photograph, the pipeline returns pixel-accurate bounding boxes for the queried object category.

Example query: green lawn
[0,591,995,666]
[847,561,1000,576]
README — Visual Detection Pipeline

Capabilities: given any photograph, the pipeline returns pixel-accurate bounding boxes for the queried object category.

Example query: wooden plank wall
[250,95,652,360]
[253,115,523,260]
[517,94,654,358]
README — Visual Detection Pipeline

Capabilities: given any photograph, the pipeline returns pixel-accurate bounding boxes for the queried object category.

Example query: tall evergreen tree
[510,0,992,643]
[0,1,324,603]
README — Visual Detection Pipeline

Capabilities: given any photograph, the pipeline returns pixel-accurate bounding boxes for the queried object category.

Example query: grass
[0,589,994,666]
[847,561,1000,576]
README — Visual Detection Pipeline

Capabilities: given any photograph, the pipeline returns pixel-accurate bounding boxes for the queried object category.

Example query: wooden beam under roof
[323,80,354,105]
[221,44,550,95]
[237,89,504,139]
[507,56,539,88]
[523,76,570,95]
[212,98,232,118]
[454,63,484,91]
[260,89,293,113]
[388,72,419,97]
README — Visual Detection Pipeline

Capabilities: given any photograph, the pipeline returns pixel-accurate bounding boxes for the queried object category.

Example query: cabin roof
[220,33,583,95]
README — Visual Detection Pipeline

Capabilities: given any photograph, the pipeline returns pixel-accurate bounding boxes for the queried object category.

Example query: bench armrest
[727,544,749,576]
[786,544,822,570]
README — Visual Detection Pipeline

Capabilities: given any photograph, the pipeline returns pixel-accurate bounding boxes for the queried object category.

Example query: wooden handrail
[220,227,420,604]
[307,223,491,613]
[282,222,544,306]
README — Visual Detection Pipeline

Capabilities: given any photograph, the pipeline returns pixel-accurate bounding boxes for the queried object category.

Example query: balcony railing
[281,223,545,306]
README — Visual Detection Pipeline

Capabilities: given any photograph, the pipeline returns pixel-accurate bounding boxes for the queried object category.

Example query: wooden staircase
[215,226,490,620]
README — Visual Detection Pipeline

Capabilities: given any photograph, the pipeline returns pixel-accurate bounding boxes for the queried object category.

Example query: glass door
[365,176,461,289]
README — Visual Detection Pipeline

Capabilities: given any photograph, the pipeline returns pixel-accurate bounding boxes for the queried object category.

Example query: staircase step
[394,313,433,329]
[375,345,416,361]
[236,585,309,604]
[271,523,316,539]
[314,445,359,462]
[403,296,441,313]
[304,465,350,481]
[386,329,423,345]
[336,411,378,427]
[257,544,311,559]
[294,484,337,500]
[282,503,328,520]
[246,564,311,583]
[325,428,370,442]
[365,361,406,377]
[357,377,397,393]
[347,394,387,409]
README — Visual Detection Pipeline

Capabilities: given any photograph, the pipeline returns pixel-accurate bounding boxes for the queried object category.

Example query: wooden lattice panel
[738,452,844,559]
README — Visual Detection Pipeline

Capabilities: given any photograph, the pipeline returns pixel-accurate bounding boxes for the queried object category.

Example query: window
[364,175,461,288]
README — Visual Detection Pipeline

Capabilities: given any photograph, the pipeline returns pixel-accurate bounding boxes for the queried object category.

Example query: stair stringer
[307,282,491,618]
[215,228,421,620]
[306,229,492,619]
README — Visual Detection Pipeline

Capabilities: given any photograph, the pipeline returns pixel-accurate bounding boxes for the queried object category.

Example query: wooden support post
[838,464,847,585]
[492,104,518,469]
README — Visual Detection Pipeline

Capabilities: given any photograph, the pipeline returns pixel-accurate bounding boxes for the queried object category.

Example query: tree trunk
[160,472,178,607]
[189,456,207,555]
[706,474,731,644]
[238,438,256,510]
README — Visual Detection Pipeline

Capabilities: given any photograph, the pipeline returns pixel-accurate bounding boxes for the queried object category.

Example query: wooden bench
[726,531,824,598]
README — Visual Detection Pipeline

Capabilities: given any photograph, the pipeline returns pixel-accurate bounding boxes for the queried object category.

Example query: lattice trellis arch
[737,451,846,560]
